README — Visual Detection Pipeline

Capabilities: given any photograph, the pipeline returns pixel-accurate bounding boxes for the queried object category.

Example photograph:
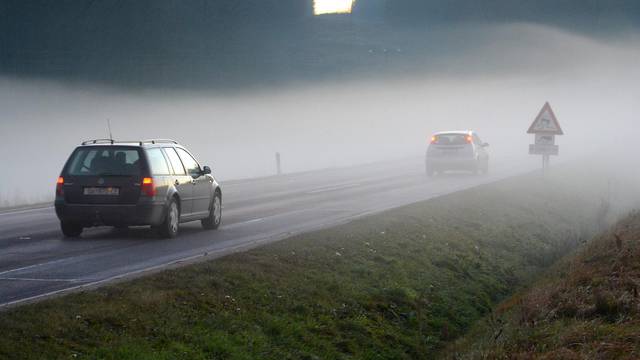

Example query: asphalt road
[0,157,529,308]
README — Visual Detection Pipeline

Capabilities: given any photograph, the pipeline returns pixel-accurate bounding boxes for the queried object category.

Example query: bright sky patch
[313,0,355,15]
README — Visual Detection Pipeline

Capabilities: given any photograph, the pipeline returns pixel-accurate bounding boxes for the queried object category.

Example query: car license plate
[84,187,120,196]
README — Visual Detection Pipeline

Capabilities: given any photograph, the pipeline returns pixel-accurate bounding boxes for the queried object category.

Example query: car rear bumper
[55,201,166,227]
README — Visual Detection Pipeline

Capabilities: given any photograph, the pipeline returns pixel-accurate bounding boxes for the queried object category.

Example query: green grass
[0,170,612,359]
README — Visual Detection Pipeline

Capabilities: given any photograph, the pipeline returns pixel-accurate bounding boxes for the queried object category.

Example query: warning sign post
[528,102,563,172]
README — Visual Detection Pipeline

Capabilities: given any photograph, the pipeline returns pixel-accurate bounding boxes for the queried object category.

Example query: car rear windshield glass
[67,147,141,176]
[433,134,469,145]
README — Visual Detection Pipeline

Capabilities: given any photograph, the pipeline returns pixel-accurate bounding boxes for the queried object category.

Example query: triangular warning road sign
[527,102,564,135]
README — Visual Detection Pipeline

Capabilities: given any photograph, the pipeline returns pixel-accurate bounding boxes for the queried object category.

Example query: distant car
[425,131,489,176]
[55,139,222,238]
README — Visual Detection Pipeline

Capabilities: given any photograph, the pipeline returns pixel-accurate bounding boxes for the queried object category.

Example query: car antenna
[107,118,114,143]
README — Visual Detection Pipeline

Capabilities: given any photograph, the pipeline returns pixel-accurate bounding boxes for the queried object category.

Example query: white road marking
[0,206,54,216]
[306,183,361,194]
[221,206,334,231]
[220,218,264,230]
[0,212,292,278]
[243,218,264,224]
[0,277,87,283]
[0,258,71,276]
[0,239,271,309]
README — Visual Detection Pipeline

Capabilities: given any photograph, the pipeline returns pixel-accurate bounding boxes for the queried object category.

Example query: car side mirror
[482,143,490,147]
[202,166,212,175]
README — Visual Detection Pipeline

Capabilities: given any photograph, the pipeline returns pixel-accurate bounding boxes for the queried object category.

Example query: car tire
[61,222,83,238]
[159,198,180,238]
[202,191,222,230]
[472,160,481,175]
[482,162,489,175]
[425,163,434,177]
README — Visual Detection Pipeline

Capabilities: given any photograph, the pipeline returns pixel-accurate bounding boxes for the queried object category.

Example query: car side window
[176,148,202,178]
[146,148,171,175]
[164,147,186,175]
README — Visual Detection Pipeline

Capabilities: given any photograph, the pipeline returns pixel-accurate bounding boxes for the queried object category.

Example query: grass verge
[446,210,640,360]
[0,170,617,359]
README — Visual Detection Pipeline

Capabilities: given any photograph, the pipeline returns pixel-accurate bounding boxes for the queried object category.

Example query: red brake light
[141,177,156,196]
[465,135,473,144]
[56,177,64,196]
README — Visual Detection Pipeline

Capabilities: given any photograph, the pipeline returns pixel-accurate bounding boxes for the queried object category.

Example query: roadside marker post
[527,102,563,173]
[275,152,282,175]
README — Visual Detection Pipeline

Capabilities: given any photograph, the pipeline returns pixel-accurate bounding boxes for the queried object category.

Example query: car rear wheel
[61,222,83,238]
[202,192,222,230]
[159,198,180,238]
[472,160,481,175]
[425,162,434,177]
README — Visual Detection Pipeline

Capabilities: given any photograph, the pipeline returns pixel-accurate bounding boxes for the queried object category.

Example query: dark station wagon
[55,139,222,238]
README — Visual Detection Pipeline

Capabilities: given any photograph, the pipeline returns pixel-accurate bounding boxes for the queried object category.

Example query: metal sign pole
[542,154,550,174]
[546,154,550,169]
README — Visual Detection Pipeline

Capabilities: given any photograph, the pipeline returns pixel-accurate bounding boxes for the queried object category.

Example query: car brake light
[56,177,64,196]
[466,135,473,144]
[141,177,156,196]
[430,136,437,144]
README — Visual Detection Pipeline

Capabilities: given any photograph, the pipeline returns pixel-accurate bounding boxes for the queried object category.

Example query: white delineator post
[275,152,282,175]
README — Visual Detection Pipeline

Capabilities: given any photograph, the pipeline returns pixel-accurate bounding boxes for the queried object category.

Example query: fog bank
[1,23,638,205]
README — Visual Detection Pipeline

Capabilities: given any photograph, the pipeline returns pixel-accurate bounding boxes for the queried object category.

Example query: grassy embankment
[447,211,640,359]
[0,169,616,359]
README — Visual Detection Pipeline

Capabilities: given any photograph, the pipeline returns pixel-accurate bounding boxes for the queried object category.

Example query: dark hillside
[1,0,637,89]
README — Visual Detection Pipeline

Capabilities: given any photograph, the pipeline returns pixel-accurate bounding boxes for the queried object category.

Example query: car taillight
[56,177,64,196]
[141,177,156,196]
[465,135,473,144]
[430,136,437,144]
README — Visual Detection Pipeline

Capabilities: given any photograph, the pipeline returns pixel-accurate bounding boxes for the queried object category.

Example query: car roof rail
[81,139,115,145]
[80,139,180,146]
[141,139,179,145]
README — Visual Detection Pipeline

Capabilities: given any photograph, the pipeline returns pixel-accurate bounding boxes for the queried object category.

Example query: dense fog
[1,19,639,206]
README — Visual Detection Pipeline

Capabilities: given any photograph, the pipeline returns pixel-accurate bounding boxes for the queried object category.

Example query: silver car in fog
[425,131,489,176]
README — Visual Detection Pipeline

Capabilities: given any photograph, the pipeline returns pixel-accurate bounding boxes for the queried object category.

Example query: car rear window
[67,147,141,176]
[432,134,470,145]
